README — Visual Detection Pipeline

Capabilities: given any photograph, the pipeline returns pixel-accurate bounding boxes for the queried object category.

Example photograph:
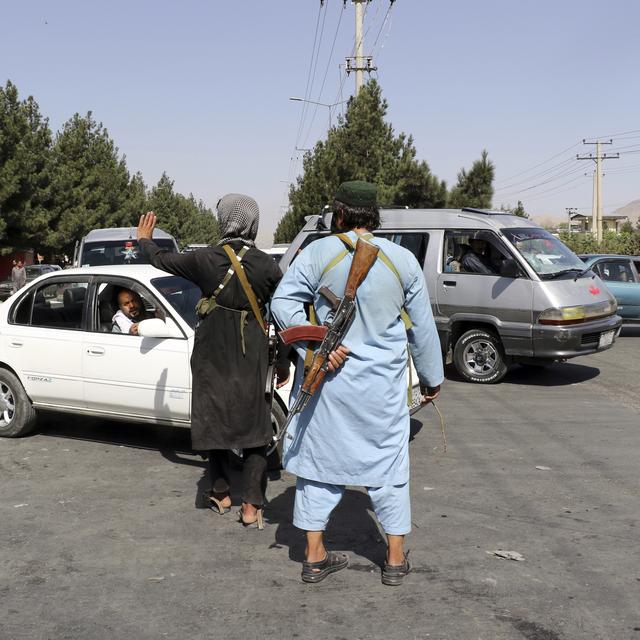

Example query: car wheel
[267,398,286,471]
[0,369,37,437]
[453,329,508,384]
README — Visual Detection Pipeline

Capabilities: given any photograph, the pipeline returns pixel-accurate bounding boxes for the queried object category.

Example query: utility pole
[577,139,619,243]
[345,0,378,95]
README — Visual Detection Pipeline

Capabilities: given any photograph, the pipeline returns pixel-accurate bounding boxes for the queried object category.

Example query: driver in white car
[112,288,153,335]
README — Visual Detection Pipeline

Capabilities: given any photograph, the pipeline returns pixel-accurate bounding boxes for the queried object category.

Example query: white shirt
[112,309,135,333]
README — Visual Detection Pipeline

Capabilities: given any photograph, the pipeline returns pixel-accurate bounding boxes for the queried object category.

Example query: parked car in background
[0,264,62,301]
[579,254,640,322]
[263,244,290,266]
[73,227,179,267]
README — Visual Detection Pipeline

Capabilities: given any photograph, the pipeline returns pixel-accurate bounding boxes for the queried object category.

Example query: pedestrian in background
[11,260,26,294]
[271,181,444,585]
[137,196,288,529]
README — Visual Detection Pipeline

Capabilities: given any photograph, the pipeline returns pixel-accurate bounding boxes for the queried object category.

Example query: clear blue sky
[2,0,639,245]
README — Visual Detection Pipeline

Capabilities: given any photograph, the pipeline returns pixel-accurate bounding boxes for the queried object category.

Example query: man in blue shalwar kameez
[271,181,444,585]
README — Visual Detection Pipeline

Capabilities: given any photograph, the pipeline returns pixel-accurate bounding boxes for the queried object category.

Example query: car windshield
[25,266,54,278]
[152,275,201,329]
[502,228,585,278]
[81,239,177,266]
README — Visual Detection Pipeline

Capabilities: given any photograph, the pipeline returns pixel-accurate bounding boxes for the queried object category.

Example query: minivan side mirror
[500,258,521,278]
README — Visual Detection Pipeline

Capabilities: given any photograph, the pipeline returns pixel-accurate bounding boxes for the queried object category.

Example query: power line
[493,141,582,187]
[494,160,585,197]
[494,156,579,194]
[300,1,347,149]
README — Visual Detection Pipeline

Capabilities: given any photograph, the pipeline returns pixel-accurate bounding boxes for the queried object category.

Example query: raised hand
[137,211,157,241]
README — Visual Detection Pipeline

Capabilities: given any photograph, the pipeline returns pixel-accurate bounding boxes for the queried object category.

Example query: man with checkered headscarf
[137,195,288,528]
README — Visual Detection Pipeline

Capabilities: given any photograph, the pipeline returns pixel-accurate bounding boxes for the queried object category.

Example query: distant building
[568,213,629,233]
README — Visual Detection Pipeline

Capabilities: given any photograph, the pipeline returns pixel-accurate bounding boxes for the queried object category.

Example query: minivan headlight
[538,299,617,325]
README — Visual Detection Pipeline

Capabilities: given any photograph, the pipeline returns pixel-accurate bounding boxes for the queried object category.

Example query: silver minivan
[73,227,179,268]
[281,208,622,383]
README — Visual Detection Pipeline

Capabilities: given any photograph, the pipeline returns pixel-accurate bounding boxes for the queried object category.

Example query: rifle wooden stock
[279,325,328,345]
[299,237,379,398]
[301,355,326,395]
[344,238,380,299]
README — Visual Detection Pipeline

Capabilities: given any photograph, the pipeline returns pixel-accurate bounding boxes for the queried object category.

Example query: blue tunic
[271,232,444,487]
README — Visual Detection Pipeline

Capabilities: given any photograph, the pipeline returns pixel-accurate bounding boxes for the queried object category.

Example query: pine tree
[274,80,447,243]
[146,174,219,246]
[0,81,53,249]
[47,112,131,253]
[447,150,495,209]
[499,200,528,218]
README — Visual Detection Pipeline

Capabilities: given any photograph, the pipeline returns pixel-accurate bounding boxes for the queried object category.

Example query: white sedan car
[0,265,291,438]
[0,265,422,440]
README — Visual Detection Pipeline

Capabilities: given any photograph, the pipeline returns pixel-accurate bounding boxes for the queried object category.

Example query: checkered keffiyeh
[216,193,260,247]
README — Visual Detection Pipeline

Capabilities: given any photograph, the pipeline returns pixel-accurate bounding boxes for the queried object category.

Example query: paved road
[1,328,639,640]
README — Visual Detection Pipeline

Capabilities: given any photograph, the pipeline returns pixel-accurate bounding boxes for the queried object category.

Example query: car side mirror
[137,317,183,339]
[500,258,521,278]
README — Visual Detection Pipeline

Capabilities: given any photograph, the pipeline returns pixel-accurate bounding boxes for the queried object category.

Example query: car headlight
[538,299,617,325]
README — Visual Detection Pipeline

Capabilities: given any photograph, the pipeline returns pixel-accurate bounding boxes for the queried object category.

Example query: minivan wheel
[453,329,508,384]
[0,369,37,437]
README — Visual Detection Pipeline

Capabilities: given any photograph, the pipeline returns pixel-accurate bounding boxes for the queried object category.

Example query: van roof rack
[461,207,507,216]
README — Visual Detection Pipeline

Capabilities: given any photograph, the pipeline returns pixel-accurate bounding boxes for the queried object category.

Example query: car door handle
[443,281,457,287]
[9,340,23,348]
[86,346,105,356]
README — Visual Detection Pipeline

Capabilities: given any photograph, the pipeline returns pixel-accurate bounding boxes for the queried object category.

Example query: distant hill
[612,199,640,225]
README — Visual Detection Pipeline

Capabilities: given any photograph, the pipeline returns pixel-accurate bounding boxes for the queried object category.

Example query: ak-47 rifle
[267,236,379,455]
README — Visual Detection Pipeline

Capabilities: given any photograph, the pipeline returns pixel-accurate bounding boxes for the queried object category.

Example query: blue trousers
[293,477,411,536]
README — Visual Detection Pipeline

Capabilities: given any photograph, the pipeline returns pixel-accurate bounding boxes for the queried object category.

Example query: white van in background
[73,227,179,267]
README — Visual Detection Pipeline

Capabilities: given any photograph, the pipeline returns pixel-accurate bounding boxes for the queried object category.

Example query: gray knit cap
[216,193,260,247]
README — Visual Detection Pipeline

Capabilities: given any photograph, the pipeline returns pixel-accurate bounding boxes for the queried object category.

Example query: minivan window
[80,239,177,266]
[502,228,584,278]
[293,232,429,268]
[443,230,509,275]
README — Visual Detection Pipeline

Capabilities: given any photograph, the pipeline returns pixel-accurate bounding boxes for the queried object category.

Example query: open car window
[92,279,165,335]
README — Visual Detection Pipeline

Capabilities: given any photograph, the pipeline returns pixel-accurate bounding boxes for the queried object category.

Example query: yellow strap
[222,244,267,336]
[303,305,318,372]
[325,232,413,404]
[325,233,413,329]
[321,249,349,276]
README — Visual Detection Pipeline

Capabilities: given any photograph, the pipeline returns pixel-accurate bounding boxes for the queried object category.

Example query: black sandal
[381,554,411,586]
[301,551,349,584]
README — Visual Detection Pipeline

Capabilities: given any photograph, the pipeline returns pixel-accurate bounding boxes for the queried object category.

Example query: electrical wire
[495,160,586,198]
[494,156,578,193]
[300,1,347,149]
[493,141,583,187]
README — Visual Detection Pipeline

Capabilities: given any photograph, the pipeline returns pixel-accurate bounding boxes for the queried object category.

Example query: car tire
[267,397,286,471]
[453,329,508,384]
[0,369,37,437]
